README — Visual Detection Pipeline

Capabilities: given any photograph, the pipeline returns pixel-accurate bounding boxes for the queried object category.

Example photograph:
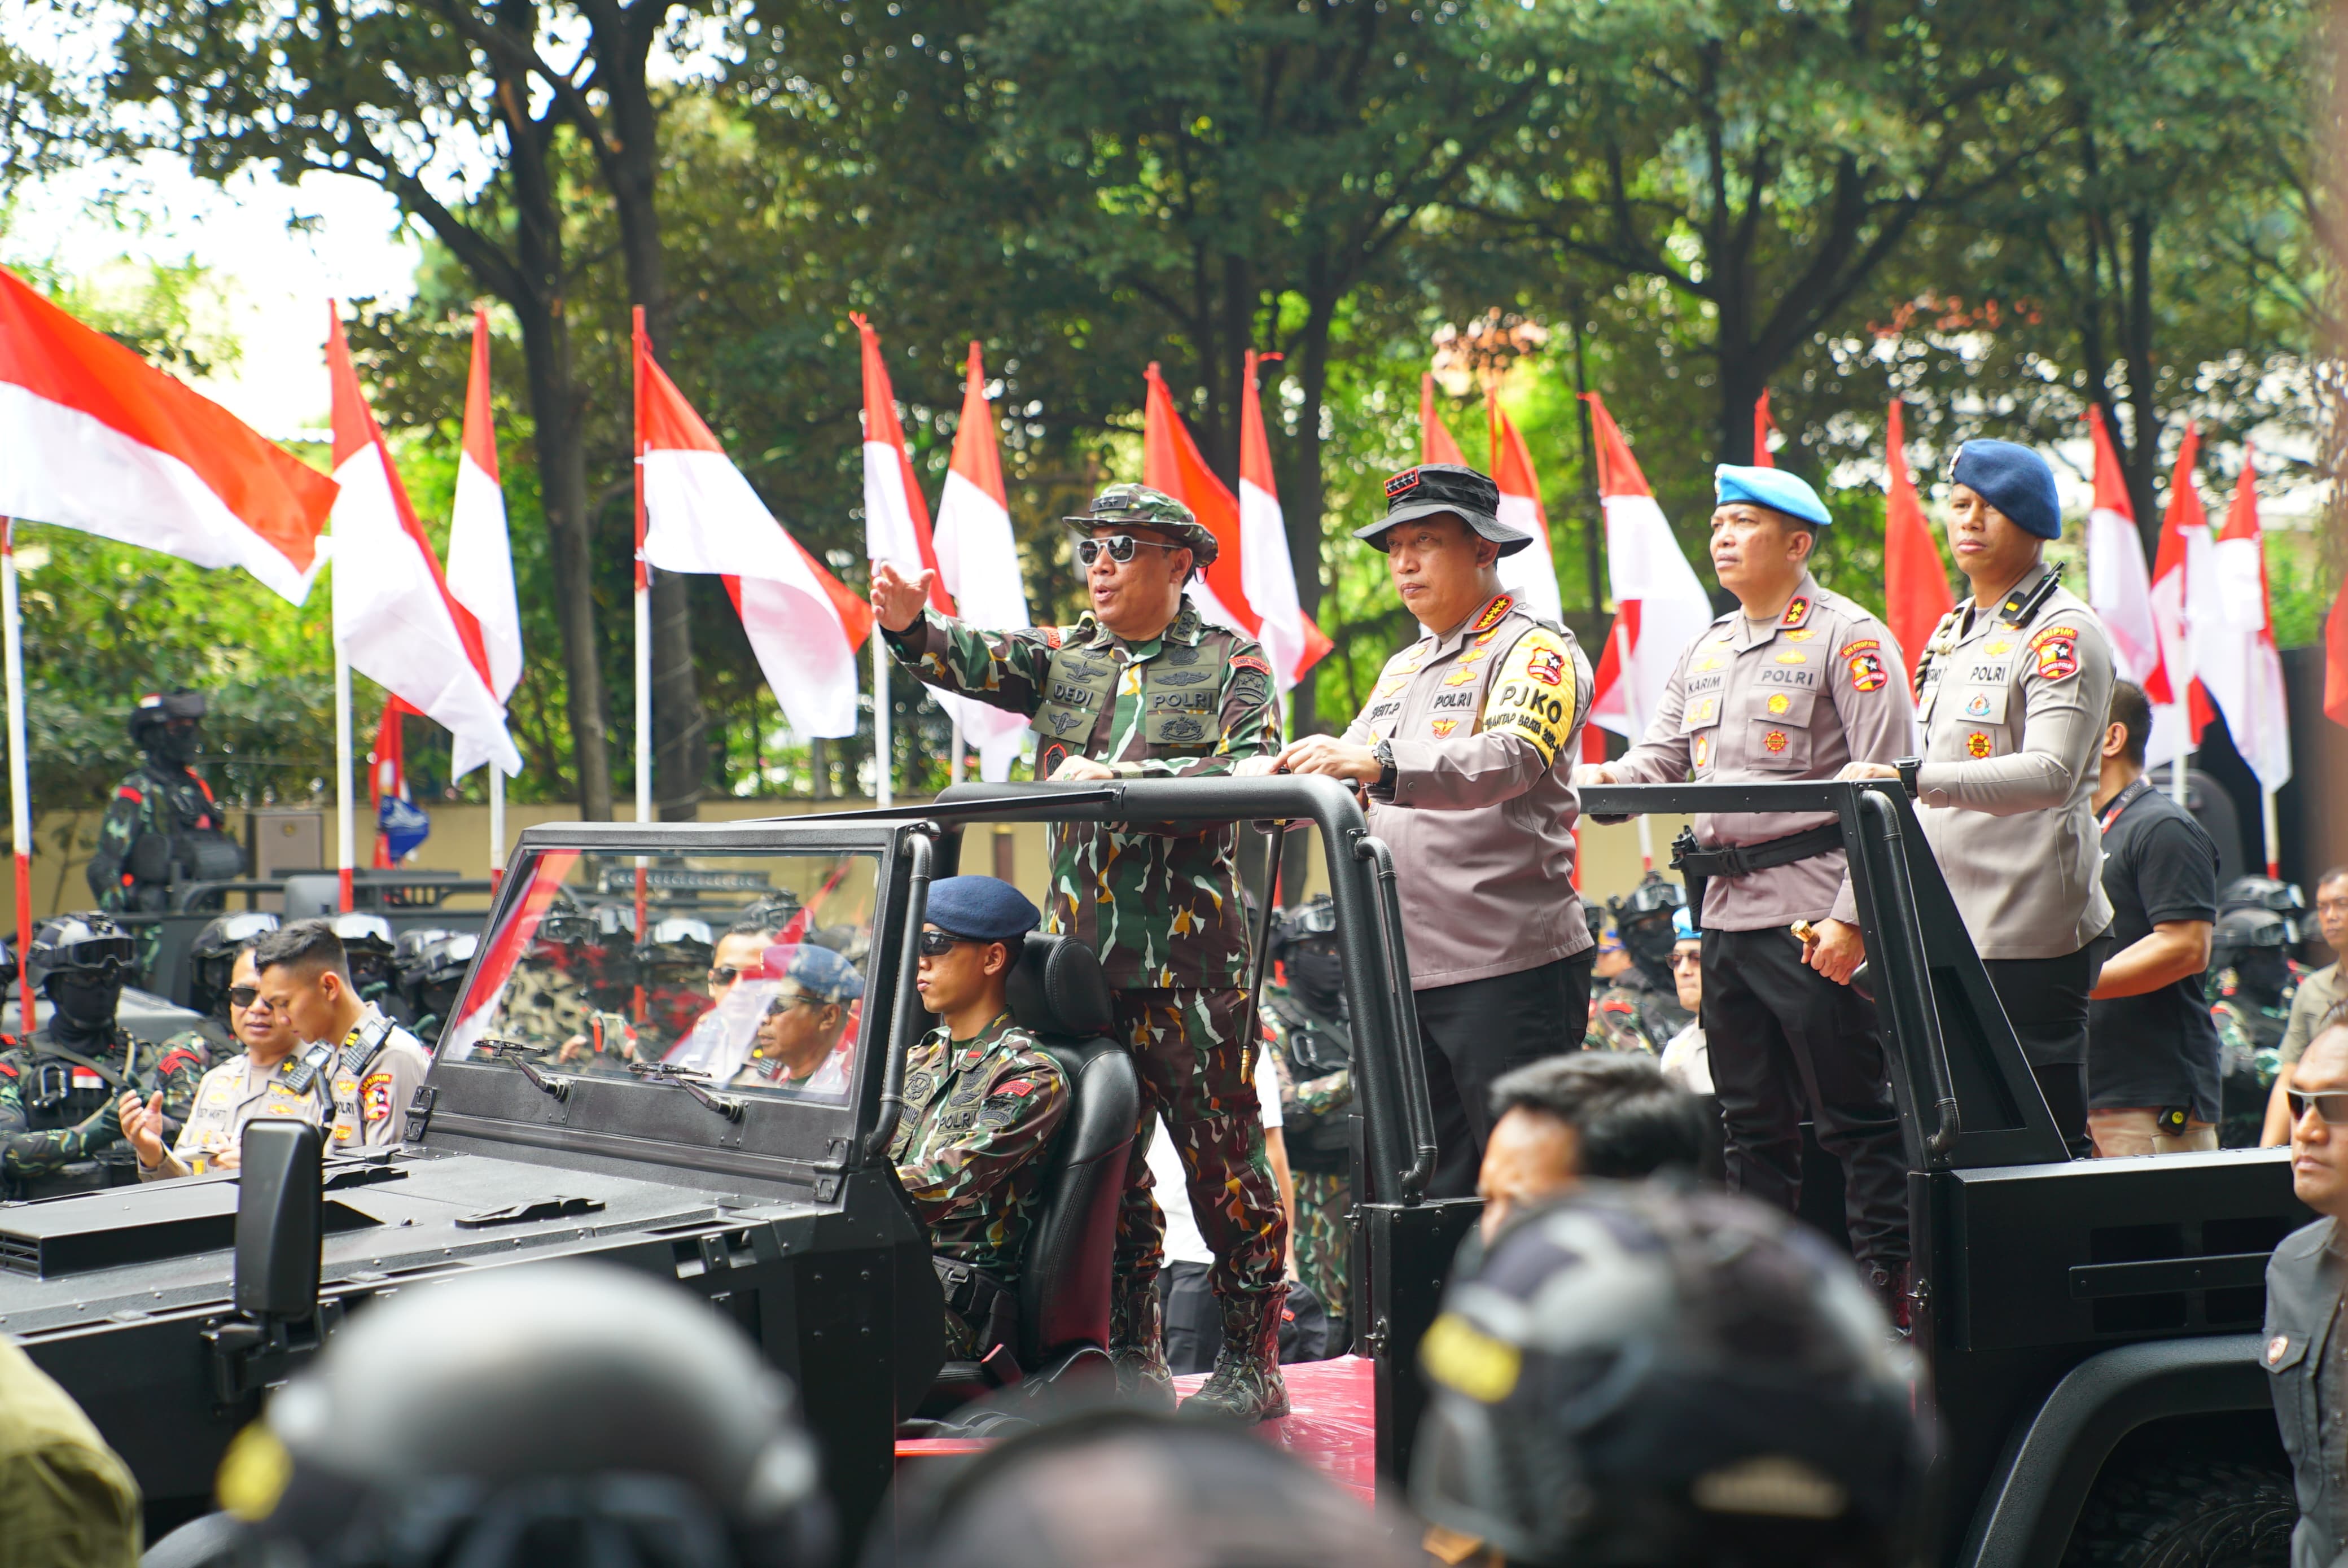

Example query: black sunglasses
[2289,1091,2348,1126]
[227,985,276,1011]
[1076,535,1181,567]
[918,930,982,957]
[707,965,745,987]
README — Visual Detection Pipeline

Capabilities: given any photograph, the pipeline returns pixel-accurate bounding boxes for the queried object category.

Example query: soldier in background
[1260,896,1353,1344]
[86,689,243,918]
[330,912,400,1015]
[1584,875,1692,1054]
[874,484,1289,1420]
[2213,904,2296,1146]
[0,916,153,1197]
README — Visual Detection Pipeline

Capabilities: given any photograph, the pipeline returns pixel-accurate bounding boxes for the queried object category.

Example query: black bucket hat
[1354,463,1532,557]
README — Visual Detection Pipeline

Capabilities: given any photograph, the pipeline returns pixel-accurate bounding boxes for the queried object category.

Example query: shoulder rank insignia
[1469,596,1515,634]
[1780,596,1810,627]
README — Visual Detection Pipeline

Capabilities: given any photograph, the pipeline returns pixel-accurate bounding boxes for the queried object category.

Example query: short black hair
[2108,680,2152,769]
[1488,1053,1706,1180]
[2316,866,2348,897]
[252,918,351,983]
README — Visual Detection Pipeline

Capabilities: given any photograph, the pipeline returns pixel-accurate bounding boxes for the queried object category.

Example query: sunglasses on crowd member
[2288,1090,2348,1126]
[765,990,828,1015]
[917,929,989,958]
[1076,534,1183,568]
[1668,951,1703,971]
[708,965,748,987]
[227,985,277,1012]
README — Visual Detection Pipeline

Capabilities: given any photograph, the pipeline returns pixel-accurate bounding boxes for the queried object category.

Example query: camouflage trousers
[1113,987,1287,1303]
[1292,1170,1351,1323]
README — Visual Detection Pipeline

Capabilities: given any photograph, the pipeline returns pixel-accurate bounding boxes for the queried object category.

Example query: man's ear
[1786,524,1816,565]
[318,969,343,1004]
[1476,536,1501,570]
[983,940,1011,978]
[2101,721,2128,760]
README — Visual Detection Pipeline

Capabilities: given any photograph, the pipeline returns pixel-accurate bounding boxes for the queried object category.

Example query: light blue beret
[1714,465,1831,528]
[762,941,865,1003]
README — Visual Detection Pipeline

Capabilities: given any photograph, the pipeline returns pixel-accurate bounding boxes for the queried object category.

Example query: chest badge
[1774,651,1807,665]
[2268,1334,2292,1366]
[1985,640,2013,655]
[1782,628,1816,642]
[1763,730,1790,754]
[1964,691,1993,719]
[1443,665,1480,687]
[1766,694,1790,715]
[1966,732,1994,759]
[1430,718,1458,738]
[1693,734,1712,769]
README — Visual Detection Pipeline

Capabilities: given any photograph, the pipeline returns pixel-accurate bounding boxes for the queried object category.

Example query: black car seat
[921,931,1137,1413]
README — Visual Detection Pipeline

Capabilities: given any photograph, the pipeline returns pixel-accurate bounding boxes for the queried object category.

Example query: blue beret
[1672,906,1697,941]
[924,876,1041,943]
[1950,439,2061,540]
[1714,465,1830,527]
[763,942,864,1004]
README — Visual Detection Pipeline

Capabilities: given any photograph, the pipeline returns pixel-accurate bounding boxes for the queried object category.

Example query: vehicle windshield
[439,847,879,1102]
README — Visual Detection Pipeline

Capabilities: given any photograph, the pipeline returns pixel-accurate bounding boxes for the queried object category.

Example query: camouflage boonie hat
[1063,483,1218,567]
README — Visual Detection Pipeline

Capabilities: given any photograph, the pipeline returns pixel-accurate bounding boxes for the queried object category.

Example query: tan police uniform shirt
[138,1049,332,1180]
[1340,590,1596,988]
[323,1005,433,1151]
[1604,575,1917,930]
[1913,562,2115,961]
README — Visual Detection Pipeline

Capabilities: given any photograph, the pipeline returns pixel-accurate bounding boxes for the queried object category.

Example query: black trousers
[1700,926,1909,1272]
[1984,944,2101,1160]
[1416,953,1595,1198]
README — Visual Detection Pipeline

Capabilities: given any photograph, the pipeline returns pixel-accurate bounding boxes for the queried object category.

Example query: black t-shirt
[2086,781,2222,1119]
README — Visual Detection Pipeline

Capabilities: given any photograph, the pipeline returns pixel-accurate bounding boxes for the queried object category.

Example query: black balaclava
[43,969,123,1045]
[1286,942,1346,1019]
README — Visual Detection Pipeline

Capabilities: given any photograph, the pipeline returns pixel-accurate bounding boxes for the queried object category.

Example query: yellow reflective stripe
[1479,627,1574,767]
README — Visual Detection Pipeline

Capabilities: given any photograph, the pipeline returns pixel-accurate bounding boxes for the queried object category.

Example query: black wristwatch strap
[1894,756,1923,799]
[1369,737,1398,801]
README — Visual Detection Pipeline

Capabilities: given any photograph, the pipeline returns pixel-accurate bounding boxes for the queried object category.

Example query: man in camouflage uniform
[1261,896,1353,1343]
[1585,877,1693,1055]
[0,916,172,1197]
[874,483,1291,1420]
[2212,905,2297,1146]
[86,689,243,918]
[889,878,1070,1365]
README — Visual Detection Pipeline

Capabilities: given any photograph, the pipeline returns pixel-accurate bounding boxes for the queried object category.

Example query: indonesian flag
[2085,406,2169,698]
[369,695,429,866]
[930,343,1032,780]
[0,265,334,601]
[1141,362,1328,690]
[443,308,522,704]
[2151,423,2216,748]
[2325,576,2348,729]
[637,329,869,738]
[854,314,951,610]
[1752,391,1779,468]
[1489,401,1566,628]
[1421,373,1468,466]
[1237,349,1322,689]
[2201,448,2291,791]
[327,309,519,780]
[1882,400,1953,677]
[1581,392,1712,755]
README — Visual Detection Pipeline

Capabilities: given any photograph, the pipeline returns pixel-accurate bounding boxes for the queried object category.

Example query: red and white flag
[1882,400,1952,677]
[2201,448,2291,792]
[931,343,1032,780]
[1421,373,1468,466]
[637,332,869,738]
[1582,392,1712,754]
[1490,400,1565,628]
[1142,362,1328,691]
[443,307,522,704]
[855,314,952,611]
[327,309,519,780]
[1238,350,1318,688]
[1752,391,1779,469]
[2149,424,2214,763]
[2085,408,2168,696]
[0,266,335,600]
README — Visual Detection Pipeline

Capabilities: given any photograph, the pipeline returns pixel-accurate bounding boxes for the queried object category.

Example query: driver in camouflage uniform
[874,483,1291,1421]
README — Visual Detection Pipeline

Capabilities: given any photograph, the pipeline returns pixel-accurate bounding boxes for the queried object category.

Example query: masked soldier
[2212,905,2295,1146]
[873,483,1289,1420]
[1579,466,1915,1319]
[331,912,400,1014]
[396,932,479,1049]
[0,916,160,1197]
[87,689,245,916]
[1261,896,1354,1342]
[1586,876,1693,1054]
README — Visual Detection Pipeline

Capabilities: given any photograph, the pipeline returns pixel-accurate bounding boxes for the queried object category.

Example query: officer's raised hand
[1049,755,1115,782]
[870,563,938,634]
[1804,918,1866,985]
[119,1089,167,1170]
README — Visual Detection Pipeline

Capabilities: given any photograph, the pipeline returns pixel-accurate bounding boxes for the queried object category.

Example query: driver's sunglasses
[227,985,276,1012]
[2289,1090,2348,1126]
[917,930,976,958]
[707,965,746,986]
[1076,535,1181,568]
[766,991,825,1014]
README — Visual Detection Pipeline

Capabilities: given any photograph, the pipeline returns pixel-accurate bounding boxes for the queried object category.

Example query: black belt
[932,1255,1014,1325]
[1670,822,1843,881]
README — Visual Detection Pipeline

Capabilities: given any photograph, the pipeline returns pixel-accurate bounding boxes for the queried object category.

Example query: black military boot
[1180,1286,1289,1422]
[1110,1280,1176,1409]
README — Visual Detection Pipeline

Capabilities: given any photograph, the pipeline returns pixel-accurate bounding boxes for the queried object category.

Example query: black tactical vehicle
[0,777,2308,1562]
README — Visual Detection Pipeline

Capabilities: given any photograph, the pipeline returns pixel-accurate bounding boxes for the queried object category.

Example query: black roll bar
[862,828,935,1162]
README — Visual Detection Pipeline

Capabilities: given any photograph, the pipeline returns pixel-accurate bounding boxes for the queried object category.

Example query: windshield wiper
[627,1059,745,1122]
[482,1035,570,1101]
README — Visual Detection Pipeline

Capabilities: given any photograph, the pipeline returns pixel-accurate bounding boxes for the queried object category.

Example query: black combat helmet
[2214,906,2292,1004]
[129,687,207,767]
[2221,876,2307,945]
[28,913,138,1033]
[214,1260,829,1568]
[329,911,397,996]
[188,911,281,1018]
[1413,1184,1926,1568]
[640,916,716,971]
[402,932,480,1044]
[1609,873,1688,988]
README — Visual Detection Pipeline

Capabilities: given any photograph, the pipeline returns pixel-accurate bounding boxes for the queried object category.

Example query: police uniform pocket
[1679,688,1725,735]
[1952,685,2009,726]
[1746,719,1812,772]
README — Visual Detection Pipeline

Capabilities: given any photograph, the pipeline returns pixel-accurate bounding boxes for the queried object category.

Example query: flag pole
[874,625,893,807]
[2262,787,2280,879]
[632,307,651,1021]
[334,628,354,912]
[949,709,965,786]
[488,767,505,888]
[2,519,34,1032]
[2171,751,2188,804]
[1612,619,1655,871]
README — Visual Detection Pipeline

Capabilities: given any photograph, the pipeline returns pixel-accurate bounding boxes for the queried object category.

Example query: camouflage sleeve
[86,789,147,908]
[154,1031,214,1133]
[0,1068,123,1182]
[894,1059,1068,1229]
[889,611,1056,719]
[1108,642,1281,780]
[1264,1010,1352,1119]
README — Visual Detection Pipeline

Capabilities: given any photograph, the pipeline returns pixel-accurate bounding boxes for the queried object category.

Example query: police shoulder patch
[1230,653,1272,677]
[1469,595,1515,634]
[2026,625,2080,681]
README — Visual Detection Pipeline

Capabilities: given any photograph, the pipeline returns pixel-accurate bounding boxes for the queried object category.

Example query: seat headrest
[1004,932,1114,1040]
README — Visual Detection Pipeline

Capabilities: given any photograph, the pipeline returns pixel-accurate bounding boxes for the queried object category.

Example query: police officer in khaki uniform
[1578,466,1915,1310]
[250,919,433,1152]
[1845,439,2114,1158]
[121,942,330,1178]
[1251,464,1594,1197]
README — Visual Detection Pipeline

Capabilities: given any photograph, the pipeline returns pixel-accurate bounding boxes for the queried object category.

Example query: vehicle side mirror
[235,1120,322,1320]
[130,831,173,884]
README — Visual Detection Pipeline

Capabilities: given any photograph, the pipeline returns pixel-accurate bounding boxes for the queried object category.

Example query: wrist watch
[1894,756,1923,799]
[1369,737,1399,801]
